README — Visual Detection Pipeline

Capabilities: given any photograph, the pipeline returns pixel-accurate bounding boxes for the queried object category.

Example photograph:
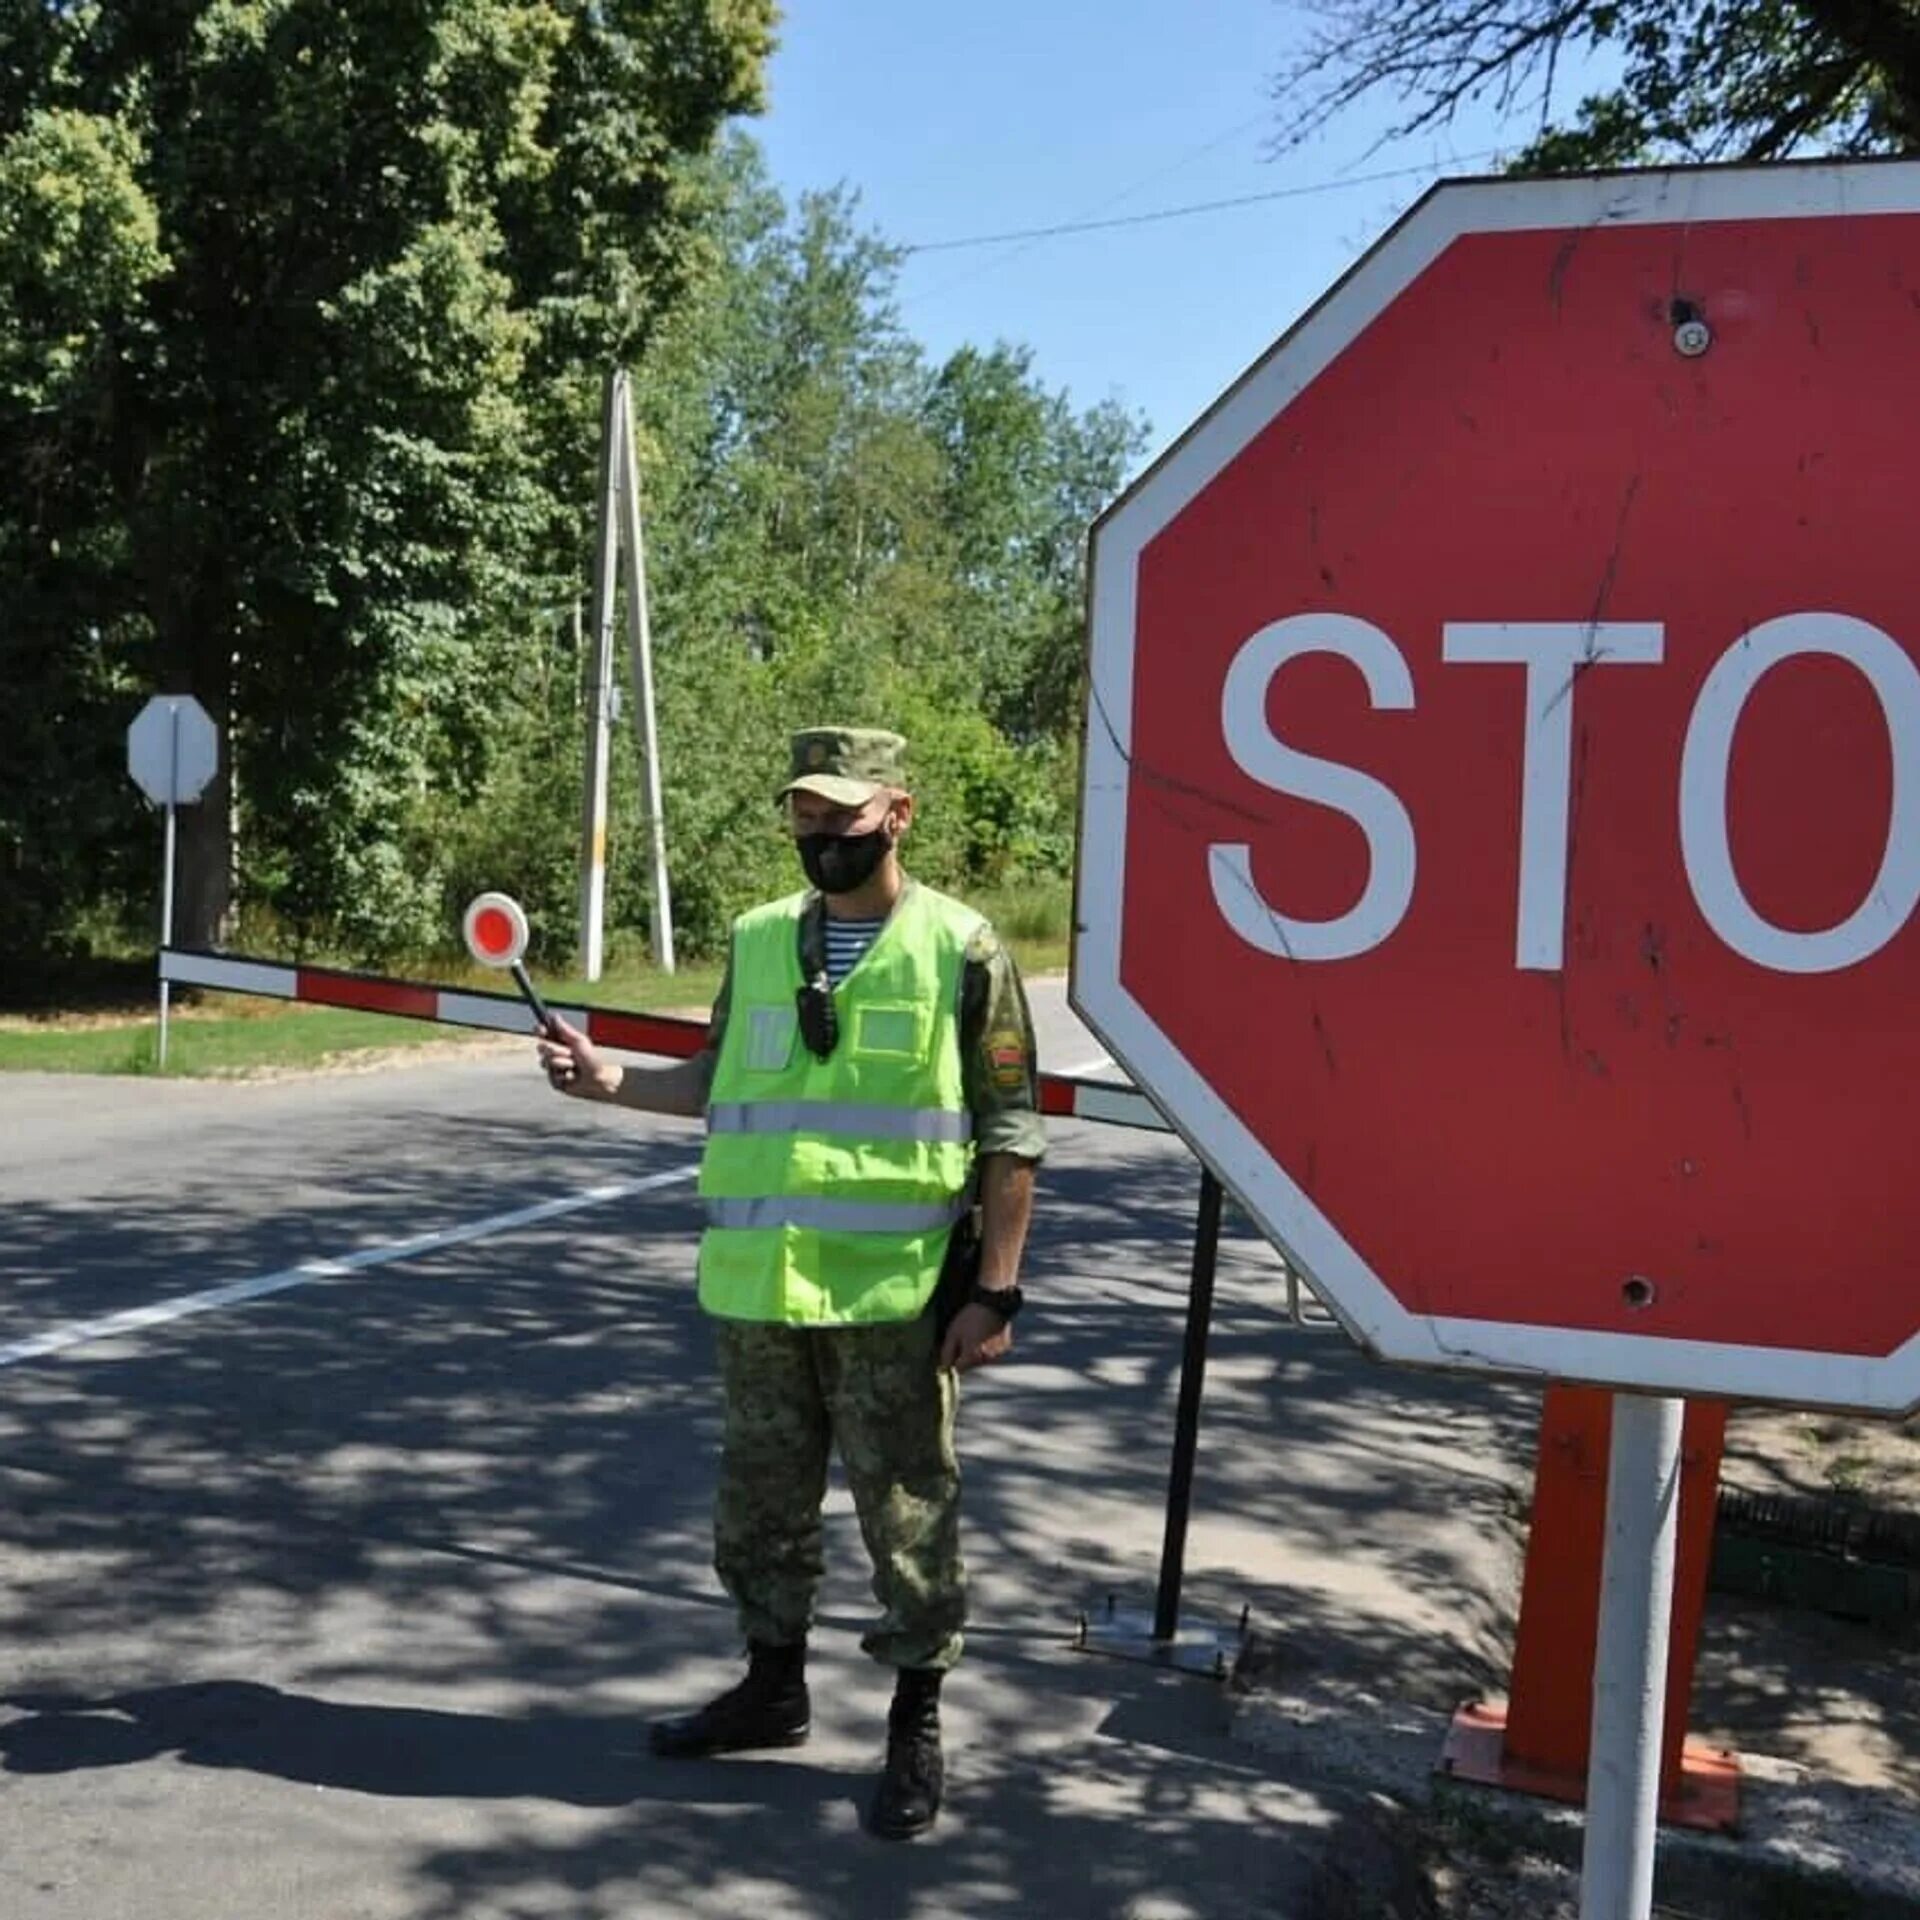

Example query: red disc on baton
[462,892,530,969]
[472,907,515,959]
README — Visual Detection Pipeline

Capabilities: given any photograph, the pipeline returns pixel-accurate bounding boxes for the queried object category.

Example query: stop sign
[1074,161,1920,1413]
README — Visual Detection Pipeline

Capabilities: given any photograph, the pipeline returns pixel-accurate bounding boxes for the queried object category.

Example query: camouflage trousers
[712,1312,965,1671]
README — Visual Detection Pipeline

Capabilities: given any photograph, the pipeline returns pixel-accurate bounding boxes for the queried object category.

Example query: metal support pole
[157,703,180,1069]
[1581,1392,1684,1920]
[577,369,621,982]
[158,801,177,1069]
[1153,1168,1223,1642]
[613,371,676,973]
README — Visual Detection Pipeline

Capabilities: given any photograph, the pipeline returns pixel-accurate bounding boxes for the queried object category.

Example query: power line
[900,106,1279,309]
[901,151,1508,257]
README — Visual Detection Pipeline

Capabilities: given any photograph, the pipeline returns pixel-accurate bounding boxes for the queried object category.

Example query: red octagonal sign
[1074,163,1920,1412]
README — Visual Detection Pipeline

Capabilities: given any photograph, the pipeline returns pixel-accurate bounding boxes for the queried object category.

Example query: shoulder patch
[987,1025,1029,1089]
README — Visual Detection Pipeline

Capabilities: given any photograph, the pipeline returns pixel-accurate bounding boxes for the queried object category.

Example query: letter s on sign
[1209,613,1416,962]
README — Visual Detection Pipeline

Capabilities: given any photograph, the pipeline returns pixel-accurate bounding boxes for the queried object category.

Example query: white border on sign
[1073,159,1920,1414]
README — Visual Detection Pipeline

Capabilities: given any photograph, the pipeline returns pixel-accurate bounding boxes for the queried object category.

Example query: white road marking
[0,1166,698,1370]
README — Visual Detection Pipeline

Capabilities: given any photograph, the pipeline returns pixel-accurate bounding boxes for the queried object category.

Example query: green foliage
[0,108,166,407]
[2,22,1140,982]
[1278,0,1920,171]
[599,137,1143,954]
[0,0,774,969]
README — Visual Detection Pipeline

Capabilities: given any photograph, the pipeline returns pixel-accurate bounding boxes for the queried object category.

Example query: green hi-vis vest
[697,884,982,1325]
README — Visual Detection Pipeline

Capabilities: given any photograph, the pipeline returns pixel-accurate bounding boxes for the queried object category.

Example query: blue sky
[751,2,1586,461]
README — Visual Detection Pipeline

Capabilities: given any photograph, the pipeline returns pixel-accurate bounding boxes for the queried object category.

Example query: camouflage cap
[778,726,908,807]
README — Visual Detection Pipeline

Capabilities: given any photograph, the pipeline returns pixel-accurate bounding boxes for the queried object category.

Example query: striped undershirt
[821,915,885,986]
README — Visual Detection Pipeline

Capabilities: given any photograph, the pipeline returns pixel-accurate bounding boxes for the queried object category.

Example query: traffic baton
[461,892,554,1033]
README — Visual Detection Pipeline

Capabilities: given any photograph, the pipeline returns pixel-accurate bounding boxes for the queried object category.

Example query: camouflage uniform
[692,895,1044,1672]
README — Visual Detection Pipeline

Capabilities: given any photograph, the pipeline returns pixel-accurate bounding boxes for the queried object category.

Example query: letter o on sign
[1679,613,1920,975]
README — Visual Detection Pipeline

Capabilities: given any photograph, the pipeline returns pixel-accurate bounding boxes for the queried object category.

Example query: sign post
[127,695,219,1068]
[1583,1393,1683,1919]
[1074,160,1920,1917]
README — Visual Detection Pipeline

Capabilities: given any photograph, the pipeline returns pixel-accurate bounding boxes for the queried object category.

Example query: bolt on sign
[1073,161,1920,1413]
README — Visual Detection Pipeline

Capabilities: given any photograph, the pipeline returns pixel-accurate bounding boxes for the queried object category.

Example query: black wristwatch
[968,1283,1024,1322]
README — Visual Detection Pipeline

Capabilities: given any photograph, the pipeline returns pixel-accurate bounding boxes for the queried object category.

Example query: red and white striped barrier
[159,948,1172,1133]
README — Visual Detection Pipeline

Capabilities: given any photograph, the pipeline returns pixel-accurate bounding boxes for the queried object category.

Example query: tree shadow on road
[0,1097,1911,1913]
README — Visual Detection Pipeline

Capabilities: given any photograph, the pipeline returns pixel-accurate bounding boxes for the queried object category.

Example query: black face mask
[797,826,892,895]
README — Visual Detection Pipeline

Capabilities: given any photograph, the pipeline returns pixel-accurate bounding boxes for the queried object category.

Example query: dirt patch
[196,1035,523,1083]
[0,1010,171,1033]
[1300,1796,1920,1920]
[1723,1404,1920,1510]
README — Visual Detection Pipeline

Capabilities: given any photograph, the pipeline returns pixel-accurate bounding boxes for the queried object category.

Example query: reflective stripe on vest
[704,1194,970,1235]
[707,1100,973,1144]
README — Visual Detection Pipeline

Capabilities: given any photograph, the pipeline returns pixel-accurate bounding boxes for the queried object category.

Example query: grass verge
[1,962,727,1078]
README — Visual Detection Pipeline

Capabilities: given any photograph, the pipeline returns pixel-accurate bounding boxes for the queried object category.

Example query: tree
[921,342,1141,743]
[447,138,1147,959]
[0,1,774,963]
[0,103,168,970]
[1275,0,1920,173]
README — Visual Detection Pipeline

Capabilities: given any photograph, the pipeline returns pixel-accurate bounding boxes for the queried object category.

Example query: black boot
[868,1667,944,1839]
[649,1640,810,1758]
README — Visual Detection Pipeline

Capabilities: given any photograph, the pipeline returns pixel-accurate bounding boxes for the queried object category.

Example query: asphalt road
[0,982,1536,1918]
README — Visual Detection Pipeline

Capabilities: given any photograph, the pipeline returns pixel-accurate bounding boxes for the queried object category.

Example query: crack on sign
[1085,670,1274,835]
[1307,499,1337,590]
[1587,471,1644,638]
[1310,1009,1338,1078]
[1088,653,1346,1079]
[1426,1324,1557,1381]
[1204,813,1304,967]
[1547,229,1584,312]
[1699,1022,1754,1142]
[1546,189,1639,312]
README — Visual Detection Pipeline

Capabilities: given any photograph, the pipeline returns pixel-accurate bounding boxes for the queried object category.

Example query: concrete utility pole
[577,372,621,982]
[616,371,676,974]
[577,367,676,981]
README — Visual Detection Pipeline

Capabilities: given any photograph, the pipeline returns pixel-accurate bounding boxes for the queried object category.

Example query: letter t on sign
[1443,624,1665,971]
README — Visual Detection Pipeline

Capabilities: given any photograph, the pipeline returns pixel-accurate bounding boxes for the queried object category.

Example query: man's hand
[939,1301,1013,1374]
[537,1015,621,1102]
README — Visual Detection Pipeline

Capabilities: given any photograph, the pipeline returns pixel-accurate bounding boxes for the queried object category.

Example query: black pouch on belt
[932,1204,983,1339]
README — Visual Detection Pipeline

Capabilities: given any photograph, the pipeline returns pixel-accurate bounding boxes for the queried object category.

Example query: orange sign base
[1441,1700,1741,1833]
[1439,1386,1741,1834]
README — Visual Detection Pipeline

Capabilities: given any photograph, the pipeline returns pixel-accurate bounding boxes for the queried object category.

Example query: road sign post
[1583,1394,1683,1920]
[1075,159,1920,1917]
[127,696,219,1068]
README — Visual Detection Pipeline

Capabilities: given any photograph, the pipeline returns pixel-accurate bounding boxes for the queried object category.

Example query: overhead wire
[898,104,1278,307]
[902,148,1509,257]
